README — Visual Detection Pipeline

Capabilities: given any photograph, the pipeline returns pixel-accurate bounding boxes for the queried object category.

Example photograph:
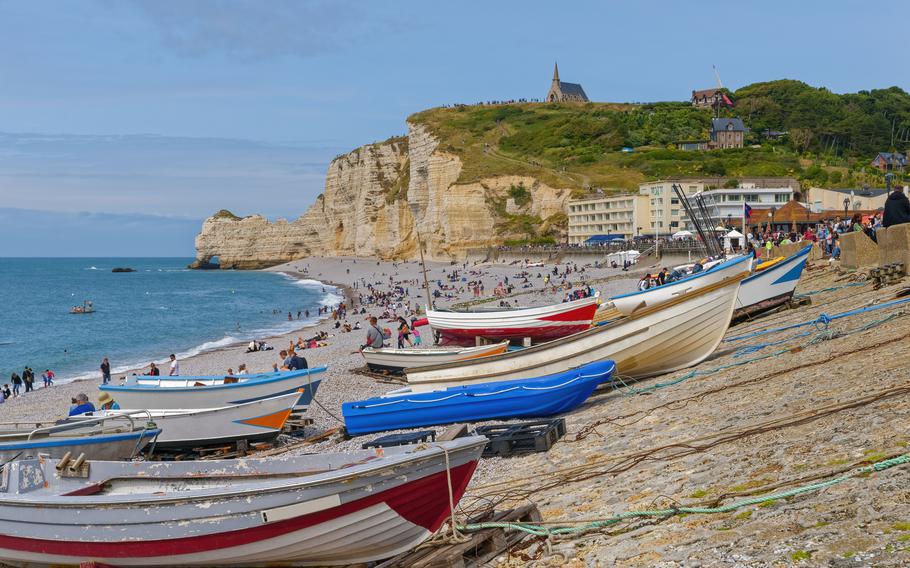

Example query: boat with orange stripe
[65,391,300,450]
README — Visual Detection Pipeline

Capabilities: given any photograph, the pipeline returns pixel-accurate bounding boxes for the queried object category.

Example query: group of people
[3,367,55,402]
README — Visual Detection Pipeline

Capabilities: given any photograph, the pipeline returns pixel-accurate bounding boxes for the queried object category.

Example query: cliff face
[193,124,571,268]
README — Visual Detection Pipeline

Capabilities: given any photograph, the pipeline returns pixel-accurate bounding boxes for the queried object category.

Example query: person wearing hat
[98,392,119,411]
[68,393,96,416]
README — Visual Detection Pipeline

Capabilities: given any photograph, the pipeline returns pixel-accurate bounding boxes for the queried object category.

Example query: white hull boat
[426,295,600,346]
[610,255,751,316]
[0,436,487,567]
[0,415,159,462]
[66,392,300,450]
[406,265,750,391]
[361,340,510,373]
[100,368,323,411]
[733,245,811,321]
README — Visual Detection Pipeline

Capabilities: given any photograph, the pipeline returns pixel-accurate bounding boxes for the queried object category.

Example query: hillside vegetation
[409,80,910,194]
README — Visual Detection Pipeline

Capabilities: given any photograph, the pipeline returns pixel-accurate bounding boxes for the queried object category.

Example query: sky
[0,0,905,256]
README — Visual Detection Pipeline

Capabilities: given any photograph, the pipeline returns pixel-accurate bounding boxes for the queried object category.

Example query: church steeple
[552,62,560,84]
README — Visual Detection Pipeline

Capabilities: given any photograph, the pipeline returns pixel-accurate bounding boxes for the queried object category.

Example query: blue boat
[342,360,615,435]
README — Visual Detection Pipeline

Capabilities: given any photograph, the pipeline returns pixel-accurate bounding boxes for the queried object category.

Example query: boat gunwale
[740,244,811,284]
[609,254,751,301]
[0,436,489,508]
[101,368,326,392]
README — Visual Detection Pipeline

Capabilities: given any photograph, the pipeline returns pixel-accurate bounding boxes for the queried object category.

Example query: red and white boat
[0,436,487,567]
[427,295,600,346]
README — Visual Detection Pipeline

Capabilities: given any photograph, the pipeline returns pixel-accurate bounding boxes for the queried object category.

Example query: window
[745,194,759,202]
[671,198,679,204]
[774,194,790,203]
[671,209,679,216]
[727,194,741,202]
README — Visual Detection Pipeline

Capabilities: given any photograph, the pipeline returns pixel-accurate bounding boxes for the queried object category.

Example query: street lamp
[408,202,434,312]
[843,197,850,220]
[770,206,777,231]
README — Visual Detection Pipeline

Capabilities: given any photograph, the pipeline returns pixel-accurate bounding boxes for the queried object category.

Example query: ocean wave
[292,278,327,287]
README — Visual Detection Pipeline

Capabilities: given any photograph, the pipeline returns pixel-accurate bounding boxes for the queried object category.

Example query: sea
[0,258,342,384]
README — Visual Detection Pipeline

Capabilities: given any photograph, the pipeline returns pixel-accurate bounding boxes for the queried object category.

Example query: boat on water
[343,360,615,435]
[733,244,812,322]
[69,300,94,314]
[100,368,324,411]
[66,391,300,450]
[426,294,600,346]
[610,255,751,316]
[0,414,159,462]
[405,257,751,391]
[0,436,487,567]
[361,340,510,373]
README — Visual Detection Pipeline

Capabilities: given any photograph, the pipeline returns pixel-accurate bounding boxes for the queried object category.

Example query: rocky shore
[3,253,907,567]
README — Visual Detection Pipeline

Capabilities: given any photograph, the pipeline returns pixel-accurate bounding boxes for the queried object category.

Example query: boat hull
[733,245,811,322]
[344,360,615,435]
[0,429,159,462]
[100,369,324,411]
[67,392,299,450]
[362,341,510,373]
[406,271,748,390]
[0,437,487,567]
[427,296,599,346]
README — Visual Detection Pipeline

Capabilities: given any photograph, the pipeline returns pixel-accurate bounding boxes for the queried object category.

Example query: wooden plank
[436,424,469,442]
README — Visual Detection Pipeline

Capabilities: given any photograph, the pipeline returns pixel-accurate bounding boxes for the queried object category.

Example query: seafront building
[567,177,802,240]
[566,193,648,244]
[807,186,889,213]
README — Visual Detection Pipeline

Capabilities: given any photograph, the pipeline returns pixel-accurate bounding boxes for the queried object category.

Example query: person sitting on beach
[226,367,235,375]
[237,363,249,375]
[98,392,120,411]
[68,393,95,416]
[146,362,160,376]
[1,385,9,401]
[283,348,308,371]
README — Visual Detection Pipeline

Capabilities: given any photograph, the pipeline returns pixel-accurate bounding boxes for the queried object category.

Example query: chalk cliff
[192,123,571,268]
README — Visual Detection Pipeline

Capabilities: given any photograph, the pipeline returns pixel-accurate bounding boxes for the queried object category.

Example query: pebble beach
[3,252,909,567]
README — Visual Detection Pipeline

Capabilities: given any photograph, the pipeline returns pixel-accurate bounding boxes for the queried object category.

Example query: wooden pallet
[374,504,542,568]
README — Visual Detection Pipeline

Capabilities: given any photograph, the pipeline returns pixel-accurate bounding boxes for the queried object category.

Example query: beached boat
[0,415,159,462]
[66,391,299,450]
[0,436,487,567]
[733,245,812,322]
[100,368,324,411]
[406,261,750,391]
[361,340,510,373]
[610,255,751,316]
[344,360,615,435]
[426,294,600,346]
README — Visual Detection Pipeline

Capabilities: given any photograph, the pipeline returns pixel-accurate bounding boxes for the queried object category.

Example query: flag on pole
[744,202,752,219]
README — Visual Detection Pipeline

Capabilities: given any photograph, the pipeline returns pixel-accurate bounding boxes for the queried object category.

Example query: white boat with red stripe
[0,436,487,567]
[426,294,599,346]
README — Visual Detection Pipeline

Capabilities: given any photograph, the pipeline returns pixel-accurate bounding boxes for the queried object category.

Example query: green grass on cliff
[409,102,800,192]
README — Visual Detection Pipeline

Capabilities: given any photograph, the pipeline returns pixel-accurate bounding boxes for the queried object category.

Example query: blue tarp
[585,234,625,244]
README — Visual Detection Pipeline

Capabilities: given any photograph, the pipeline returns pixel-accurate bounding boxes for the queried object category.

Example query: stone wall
[875,224,910,270]
[839,231,879,270]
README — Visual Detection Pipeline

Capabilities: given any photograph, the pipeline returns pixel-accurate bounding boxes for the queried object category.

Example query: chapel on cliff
[546,62,589,103]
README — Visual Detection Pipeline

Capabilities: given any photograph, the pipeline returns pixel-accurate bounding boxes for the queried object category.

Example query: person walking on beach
[10,373,21,397]
[23,367,34,393]
[100,357,111,384]
[42,369,54,387]
[397,317,412,348]
[168,354,180,376]
[361,316,386,350]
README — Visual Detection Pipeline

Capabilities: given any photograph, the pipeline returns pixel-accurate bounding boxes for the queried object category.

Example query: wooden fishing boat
[0,415,159,462]
[100,368,324,411]
[610,255,752,316]
[426,294,600,346]
[0,436,487,567]
[344,360,615,435]
[733,245,811,322]
[65,391,300,450]
[406,264,750,391]
[361,340,510,373]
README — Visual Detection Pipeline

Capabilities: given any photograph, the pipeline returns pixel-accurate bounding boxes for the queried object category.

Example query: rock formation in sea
[192,123,571,269]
